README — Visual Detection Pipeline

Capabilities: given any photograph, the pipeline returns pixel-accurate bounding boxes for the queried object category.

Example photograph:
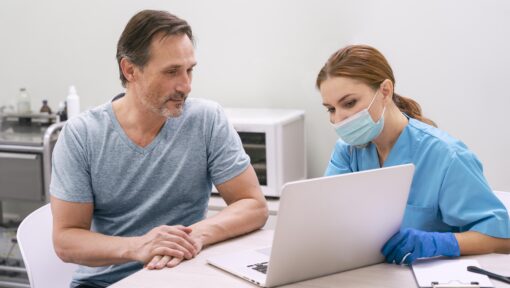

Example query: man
[50,10,268,288]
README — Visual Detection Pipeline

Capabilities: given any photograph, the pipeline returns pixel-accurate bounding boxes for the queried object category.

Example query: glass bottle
[17,87,31,114]
[40,100,52,114]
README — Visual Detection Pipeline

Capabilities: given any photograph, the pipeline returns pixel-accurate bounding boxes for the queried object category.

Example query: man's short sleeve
[206,105,250,185]
[50,119,93,202]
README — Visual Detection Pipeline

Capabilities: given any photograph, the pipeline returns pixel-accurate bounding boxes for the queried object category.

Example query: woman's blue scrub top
[325,117,510,238]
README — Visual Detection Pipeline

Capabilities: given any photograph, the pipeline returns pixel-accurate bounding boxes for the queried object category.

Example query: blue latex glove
[381,228,460,265]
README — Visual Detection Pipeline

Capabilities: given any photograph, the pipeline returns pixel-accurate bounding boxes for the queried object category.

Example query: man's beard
[142,92,187,118]
[160,104,184,118]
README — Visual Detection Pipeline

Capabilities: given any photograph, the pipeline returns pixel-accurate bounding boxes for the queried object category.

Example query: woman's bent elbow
[494,238,510,254]
[503,239,510,254]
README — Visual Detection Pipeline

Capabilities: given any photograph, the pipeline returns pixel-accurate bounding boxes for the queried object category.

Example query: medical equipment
[218,108,306,197]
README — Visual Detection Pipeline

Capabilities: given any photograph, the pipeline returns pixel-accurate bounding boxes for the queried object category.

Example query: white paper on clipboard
[412,259,493,287]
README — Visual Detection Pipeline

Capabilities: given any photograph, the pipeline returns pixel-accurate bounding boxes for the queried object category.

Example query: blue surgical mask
[332,90,386,147]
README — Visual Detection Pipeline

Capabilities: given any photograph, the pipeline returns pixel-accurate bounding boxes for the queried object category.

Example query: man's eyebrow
[164,64,181,70]
[164,63,197,70]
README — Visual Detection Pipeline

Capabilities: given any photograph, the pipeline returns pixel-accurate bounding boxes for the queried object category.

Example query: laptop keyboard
[247,261,268,274]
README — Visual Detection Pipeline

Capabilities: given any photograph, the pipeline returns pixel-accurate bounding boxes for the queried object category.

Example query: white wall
[1,0,509,191]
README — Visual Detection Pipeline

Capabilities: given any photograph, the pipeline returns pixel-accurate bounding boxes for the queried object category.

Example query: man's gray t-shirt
[50,96,250,287]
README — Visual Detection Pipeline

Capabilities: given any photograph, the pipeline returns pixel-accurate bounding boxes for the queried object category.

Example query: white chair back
[17,204,78,288]
[494,190,510,212]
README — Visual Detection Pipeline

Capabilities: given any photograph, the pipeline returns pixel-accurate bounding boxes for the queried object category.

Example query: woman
[316,45,510,265]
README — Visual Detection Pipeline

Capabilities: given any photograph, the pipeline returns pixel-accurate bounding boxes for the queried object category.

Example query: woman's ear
[380,79,394,103]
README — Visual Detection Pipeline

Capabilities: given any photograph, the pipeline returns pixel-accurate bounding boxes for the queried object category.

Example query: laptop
[207,164,415,287]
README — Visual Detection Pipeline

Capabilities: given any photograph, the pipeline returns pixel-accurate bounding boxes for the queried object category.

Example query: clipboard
[412,259,494,288]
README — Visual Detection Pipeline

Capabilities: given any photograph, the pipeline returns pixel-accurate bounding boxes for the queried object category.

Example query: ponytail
[393,93,437,127]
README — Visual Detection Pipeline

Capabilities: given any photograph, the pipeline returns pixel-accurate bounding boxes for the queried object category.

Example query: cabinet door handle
[0,152,38,160]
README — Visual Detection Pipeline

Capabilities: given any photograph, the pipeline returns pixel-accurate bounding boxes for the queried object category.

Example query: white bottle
[67,85,80,119]
[17,87,31,114]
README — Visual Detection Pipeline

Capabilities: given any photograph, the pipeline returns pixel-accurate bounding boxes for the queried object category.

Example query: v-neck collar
[370,115,413,168]
[106,102,168,155]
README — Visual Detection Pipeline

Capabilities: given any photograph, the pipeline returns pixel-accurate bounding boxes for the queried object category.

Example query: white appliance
[220,108,306,198]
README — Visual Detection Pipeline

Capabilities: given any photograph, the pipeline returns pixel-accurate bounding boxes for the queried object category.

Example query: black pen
[467,266,510,284]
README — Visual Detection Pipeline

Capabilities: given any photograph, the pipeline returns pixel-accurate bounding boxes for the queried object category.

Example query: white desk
[109,230,510,288]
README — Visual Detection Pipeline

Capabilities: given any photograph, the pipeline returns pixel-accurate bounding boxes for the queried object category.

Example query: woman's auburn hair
[316,45,436,127]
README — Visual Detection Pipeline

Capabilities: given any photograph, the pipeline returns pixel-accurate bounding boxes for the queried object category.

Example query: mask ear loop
[367,89,379,110]
[367,89,386,123]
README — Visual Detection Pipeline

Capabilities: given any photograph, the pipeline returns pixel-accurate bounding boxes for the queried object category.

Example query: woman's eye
[166,70,178,75]
[344,100,356,108]
[326,107,335,113]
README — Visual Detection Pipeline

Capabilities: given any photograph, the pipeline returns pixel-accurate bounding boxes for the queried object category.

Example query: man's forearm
[54,228,136,267]
[190,198,268,247]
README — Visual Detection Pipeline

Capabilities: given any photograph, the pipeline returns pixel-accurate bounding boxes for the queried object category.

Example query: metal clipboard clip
[431,280,480,288]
